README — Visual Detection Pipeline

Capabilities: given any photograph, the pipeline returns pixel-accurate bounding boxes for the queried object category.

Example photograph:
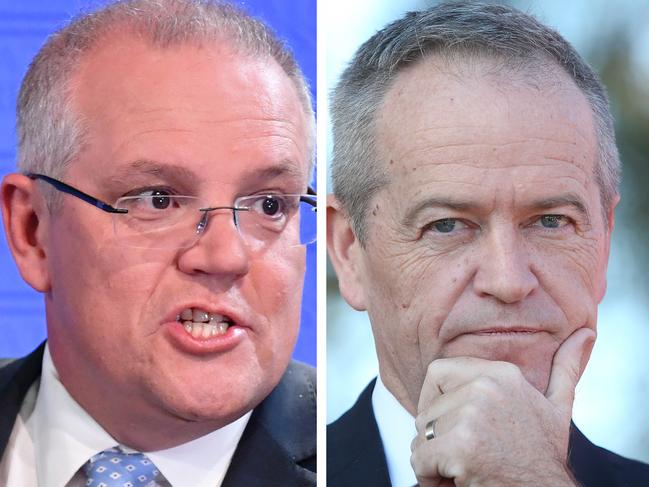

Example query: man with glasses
[0,0,316,485]
[327,1,649,486]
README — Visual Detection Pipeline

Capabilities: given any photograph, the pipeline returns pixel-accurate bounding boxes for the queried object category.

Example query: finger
[416,478,455,487]
[546,327,596,411]
[411,434,443,483]
[417,356,520,414]
[411,430,466,485]
[415,380,484,435]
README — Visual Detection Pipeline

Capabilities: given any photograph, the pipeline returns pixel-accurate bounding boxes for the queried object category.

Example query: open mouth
[176,307,233,339]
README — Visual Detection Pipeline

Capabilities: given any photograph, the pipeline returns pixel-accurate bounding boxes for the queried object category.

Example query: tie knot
[83,447,161,487]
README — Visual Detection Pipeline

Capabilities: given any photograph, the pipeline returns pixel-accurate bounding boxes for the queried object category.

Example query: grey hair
[331,0,619,243]
[17,0,315,205]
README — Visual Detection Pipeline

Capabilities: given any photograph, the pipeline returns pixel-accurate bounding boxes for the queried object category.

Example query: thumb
[546,327,596,411]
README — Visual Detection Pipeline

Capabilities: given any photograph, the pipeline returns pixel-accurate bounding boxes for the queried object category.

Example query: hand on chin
[410,328,595,487]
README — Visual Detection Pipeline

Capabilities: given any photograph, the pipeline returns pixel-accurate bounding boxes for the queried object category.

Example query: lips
[472,327,542,335]
[161,302,252,354]
[455,326,548,340]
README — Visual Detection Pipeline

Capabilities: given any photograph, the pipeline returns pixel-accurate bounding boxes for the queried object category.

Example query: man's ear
[327,195,367,311]
[597,193,620,302]
[1,173,51,292]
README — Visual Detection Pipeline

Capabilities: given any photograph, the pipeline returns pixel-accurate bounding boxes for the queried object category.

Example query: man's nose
[177,211,250,278]
[472,226,538,303]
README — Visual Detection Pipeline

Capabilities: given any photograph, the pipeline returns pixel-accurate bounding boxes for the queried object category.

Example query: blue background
[0,0,316,365]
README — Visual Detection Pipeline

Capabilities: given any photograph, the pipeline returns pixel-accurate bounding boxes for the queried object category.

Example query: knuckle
[426,358,444,376]
[500,360,523,379]
[440,455,467,483]
[455,422,475,445]
[472,375,498,395]
[460,402,480,423]
[410,448,427,473]
[410,435,419,452]
[415,414,427,433]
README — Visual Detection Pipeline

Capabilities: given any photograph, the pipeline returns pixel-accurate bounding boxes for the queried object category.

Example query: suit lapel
[0,347,317,485]
[222,361,316,486]
[0,343,45,457]
[328,380,647,487]
[327,379,392,487]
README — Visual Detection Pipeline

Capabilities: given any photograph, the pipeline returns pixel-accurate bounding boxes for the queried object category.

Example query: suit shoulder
[267,360,316,413]
[283,360,316,393]
[0,358,16,369]
[585,442,649,485]
[328,380,374,451]
[570,426,649,486]
[253,360,316,462]
[0,345,45,455]
[0,347,43,394]
[327,381,392,487]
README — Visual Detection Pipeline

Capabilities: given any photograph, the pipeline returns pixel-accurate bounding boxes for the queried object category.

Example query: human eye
[119,187,186,218]
[423,218,469,234]
[530,214,571,230]
[244,194,297,220]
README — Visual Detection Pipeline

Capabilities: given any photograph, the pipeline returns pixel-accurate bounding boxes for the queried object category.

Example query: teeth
[191,323,202,339]
[181,320,230,338]
[193,309,210,323]
[178,307,232,338]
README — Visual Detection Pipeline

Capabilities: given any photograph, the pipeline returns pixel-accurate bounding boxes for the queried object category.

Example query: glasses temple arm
[26,173,128,214]
[301,186,317,208]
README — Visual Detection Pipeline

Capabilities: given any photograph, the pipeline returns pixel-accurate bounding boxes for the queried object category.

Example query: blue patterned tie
[82,447,161,487]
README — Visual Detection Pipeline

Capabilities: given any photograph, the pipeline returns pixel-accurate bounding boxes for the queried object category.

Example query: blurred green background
[326,0,649,463]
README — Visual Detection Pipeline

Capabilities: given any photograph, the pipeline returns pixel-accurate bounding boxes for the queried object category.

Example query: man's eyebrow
[403,193,591,224]
[404,197,480,225]
[108,159,201,187]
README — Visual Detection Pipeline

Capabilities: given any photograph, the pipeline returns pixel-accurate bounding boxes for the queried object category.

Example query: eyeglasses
[27,173,317,249]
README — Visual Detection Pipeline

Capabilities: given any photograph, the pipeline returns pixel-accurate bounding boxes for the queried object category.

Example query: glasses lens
[112,193,317,249]
[113,195,204,248]
[236,194,317,247]
[299,196,317,245]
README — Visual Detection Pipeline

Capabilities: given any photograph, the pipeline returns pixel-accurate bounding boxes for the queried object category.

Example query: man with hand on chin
[327,2,649,486]
[0,0,316,485]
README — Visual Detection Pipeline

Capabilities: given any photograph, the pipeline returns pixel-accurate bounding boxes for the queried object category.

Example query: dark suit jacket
[328,380,649,487]
[0,343,316,486]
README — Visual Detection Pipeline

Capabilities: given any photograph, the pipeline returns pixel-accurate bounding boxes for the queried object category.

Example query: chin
[441,336,556,393]
[155,378,266,425]
[143,359,272,423]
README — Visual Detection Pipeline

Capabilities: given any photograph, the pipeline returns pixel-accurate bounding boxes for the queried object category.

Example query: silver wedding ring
[424,419,437,440]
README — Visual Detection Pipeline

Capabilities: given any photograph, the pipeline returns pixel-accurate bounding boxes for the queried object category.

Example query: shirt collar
[371,375,418,487]
[31,344,250,487]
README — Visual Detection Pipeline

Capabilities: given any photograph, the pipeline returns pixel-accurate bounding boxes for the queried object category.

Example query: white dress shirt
[372,376,418,487]
[0,345,250,487]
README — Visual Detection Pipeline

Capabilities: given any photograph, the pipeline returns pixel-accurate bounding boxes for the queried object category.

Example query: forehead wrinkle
[521,173,590,193]
[197,116,307,154]
[413,160,574,170]
[197,115,303,125]
[239,159,307,187]
[391,137,584,166]
[236,133,302,146]
[405,122,584,146]
[408,137,580,150]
